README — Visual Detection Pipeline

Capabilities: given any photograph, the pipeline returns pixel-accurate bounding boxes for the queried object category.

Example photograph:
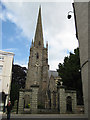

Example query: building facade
[0,50,14,111]
[73,2,89,116]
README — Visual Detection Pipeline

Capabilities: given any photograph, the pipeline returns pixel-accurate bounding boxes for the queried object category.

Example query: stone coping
[30,84,39,87]
[57,86,76,93]
[51,91,57,93]
[19,89,32,92]
[65,90,76,93]
[57,85,66,89]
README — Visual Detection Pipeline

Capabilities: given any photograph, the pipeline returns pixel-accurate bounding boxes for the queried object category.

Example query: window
[0,79,1,84]
[38,41,41,46]
[36,53,39,59]
[0,65,3,74]
[0,56,4,61]
[46,58,48,63]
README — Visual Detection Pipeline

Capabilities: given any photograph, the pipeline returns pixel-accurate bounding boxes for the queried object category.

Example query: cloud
[6,12,17,23]
[0,13,6,21]
[8,37,15,42]
[1,2,78,70]
[2,48,17,52]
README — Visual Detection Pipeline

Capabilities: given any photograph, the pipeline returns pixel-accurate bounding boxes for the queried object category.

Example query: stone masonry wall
[30,85,39,114]
[65,91,77,113]
[59,87,66,114]
[18,90,24,114]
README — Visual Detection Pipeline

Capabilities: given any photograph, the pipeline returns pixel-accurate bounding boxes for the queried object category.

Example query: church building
[18,7,77,114]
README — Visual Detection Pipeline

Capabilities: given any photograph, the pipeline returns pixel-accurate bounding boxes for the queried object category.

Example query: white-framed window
[0,65,3,74]
[0,56,4,61]
[0,79,2,92]
[0,79,1,83]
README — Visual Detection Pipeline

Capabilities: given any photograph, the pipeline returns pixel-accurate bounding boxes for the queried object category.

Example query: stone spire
[31,39,33,47]
[34,6,44,48]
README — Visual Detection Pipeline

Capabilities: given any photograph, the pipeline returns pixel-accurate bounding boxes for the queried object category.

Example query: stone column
[51,92,54,109]
[56,93,58,110]
[30,84,39,114]
[72,92,77,113]
[58,86,66,114]
[18,90,24,114]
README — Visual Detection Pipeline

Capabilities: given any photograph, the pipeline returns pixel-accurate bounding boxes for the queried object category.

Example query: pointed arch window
[36,53,39,59]
[66,96,72,112]
[38,41,41,46]
[46,58,48,63]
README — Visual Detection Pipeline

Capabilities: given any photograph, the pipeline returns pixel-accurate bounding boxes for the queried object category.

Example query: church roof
[48,70,58,78]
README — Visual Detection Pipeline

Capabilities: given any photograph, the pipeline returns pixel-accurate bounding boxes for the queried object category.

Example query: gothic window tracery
[38,41,41,46]
[46,58,48,63]
[36,53,39,59]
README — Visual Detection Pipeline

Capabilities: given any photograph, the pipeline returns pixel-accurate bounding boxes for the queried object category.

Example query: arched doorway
[66,96,72,113]
[24,94,30,108]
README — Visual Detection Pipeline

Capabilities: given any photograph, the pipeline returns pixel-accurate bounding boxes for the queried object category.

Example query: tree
[57,48,83,105]
[10,64,27,106]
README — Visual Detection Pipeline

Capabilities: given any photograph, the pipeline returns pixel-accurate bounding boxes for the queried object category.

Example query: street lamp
[67,11,74,19]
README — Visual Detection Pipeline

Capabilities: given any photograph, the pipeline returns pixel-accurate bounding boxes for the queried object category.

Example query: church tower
[25,7,49,107]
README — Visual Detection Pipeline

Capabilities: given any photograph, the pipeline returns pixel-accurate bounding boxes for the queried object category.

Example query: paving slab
[0,114,88,120]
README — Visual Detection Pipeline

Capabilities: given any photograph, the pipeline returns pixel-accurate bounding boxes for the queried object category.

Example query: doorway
[66,96,72,113]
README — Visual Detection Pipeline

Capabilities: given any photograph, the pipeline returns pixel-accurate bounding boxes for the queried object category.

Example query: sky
[0,0,79,70]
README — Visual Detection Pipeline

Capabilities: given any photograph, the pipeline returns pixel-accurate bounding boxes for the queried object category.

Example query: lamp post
[67,11,74,19]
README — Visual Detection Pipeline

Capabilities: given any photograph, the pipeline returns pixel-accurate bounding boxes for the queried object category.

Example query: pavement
[0,113,88,120]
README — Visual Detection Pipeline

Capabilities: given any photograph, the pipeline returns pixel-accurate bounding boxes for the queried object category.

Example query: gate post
[30,84,39,113]
[18,89,24,114]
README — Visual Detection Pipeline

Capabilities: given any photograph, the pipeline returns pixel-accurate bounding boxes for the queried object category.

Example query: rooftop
[0,50,14,56]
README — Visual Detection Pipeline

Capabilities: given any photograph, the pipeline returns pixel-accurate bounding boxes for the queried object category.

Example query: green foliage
[10,64,27,106]
[57,48,83,105]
